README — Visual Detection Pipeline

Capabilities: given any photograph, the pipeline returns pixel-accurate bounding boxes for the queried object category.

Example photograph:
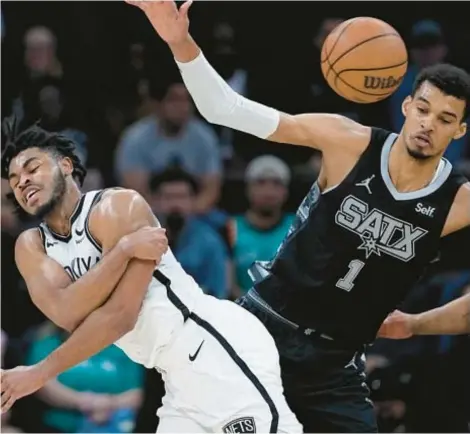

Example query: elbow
[58,320,77,333]
[196,95,237,126]
[54,312,83,333]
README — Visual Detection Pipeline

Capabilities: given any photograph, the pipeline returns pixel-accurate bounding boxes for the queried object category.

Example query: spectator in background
[23,26,62,80]
[9,26,63,120]
[27,322,144,433]
[231,155,294,298]
[6,26,63,124]
[389,20,468,164]
[129,43,154,119]
[35,78,88,165]
[148,167,230,299]
[114,76,222,213]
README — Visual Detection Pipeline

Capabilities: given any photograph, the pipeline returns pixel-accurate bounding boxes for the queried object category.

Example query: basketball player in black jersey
[128,1,470,431]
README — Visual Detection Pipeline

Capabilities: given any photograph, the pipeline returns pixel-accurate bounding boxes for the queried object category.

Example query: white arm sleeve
[175,52,280,139]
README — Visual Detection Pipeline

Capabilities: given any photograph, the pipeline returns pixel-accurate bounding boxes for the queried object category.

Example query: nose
[420,114,435,132]
[17,173,32,191]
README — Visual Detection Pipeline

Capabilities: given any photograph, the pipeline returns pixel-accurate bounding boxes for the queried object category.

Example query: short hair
[1,115,87,185]
[411,63,470,120]
[149,166,199,195]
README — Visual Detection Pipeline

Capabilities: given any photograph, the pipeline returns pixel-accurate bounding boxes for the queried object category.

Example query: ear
[59,156,74,177]
[453,121,467,141]
[402,95,412,118]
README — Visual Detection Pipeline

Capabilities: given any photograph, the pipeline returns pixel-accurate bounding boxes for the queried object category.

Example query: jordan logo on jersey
[335,195,427,262]
[64,256,100,281]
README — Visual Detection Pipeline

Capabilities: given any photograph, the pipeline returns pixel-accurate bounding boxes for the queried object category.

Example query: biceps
[18,258,72,316]
[272,113,367,150]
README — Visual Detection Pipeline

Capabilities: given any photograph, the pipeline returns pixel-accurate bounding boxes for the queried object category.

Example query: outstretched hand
[377,310,415,339]
[125,0,193,46]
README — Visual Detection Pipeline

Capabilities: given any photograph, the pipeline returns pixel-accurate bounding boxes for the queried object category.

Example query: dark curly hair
[1,115,87,216]
[1,115,87,185]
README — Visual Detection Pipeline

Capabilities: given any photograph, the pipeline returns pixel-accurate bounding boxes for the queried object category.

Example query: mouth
[414,133,432,147]
[23,188,41,206]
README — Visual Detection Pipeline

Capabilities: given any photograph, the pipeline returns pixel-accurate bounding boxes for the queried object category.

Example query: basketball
[320,17,408,103]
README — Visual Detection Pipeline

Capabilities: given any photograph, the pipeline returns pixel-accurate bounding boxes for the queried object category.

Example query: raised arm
[15,198,166,331]
[127,1,370,155]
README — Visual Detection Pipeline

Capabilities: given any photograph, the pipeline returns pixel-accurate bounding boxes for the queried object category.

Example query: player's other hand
[125,0,192,46]
[121,226,168,263]
[1,366,46,414]
[376,310,414,339]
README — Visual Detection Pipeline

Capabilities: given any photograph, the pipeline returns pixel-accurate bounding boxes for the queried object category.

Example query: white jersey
[39,189,205,368]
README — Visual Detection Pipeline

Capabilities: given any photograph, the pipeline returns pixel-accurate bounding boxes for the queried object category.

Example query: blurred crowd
[1,3,469,433]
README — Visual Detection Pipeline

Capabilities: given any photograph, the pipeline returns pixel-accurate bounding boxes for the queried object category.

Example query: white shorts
[155,296,302,433]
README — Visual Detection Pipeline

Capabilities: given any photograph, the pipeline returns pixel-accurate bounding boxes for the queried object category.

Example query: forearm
[36,260,154,381]
[412,293,470,335]
[111,389,142,410]
[170,37,280,139]
[59,241,130,329]
[37,379,85,410]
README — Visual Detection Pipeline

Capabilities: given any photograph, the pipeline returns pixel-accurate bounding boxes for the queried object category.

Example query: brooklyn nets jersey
[250,127,467,346]
[38,190,204,368]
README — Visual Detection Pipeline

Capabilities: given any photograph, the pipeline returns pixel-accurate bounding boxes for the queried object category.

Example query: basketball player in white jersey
[0,118,302,433]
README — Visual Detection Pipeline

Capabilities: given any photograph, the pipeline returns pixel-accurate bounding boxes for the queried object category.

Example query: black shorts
[236,293,377,433]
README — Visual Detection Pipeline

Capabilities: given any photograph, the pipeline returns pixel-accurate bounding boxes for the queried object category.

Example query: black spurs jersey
[250,128,467,346]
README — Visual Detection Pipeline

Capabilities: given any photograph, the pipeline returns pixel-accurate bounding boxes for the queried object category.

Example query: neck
[44,183,82,235]
[389,135,442,193]
[246,209,282,230]
[159,118,184,137]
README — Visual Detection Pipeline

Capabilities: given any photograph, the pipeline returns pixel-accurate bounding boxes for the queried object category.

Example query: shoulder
[188,118,218,141]
[192,219,225,245]
[232,214,247,232]
[284,213,296,224]
[89,188,160,241]
[454,181,470,206]
[444,182,470,235]
[15,227,43,255]
[456,181,470,209]
[90,188,150,223]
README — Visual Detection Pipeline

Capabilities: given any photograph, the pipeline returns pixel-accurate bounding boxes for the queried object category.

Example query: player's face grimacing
[8,147,72,218]
[401,80,467,160]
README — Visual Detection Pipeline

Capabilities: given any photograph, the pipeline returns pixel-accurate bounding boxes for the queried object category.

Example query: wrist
[118,235,134,260]
[408,313,421,335]
[33,361,53,389]
[170,35,200,63]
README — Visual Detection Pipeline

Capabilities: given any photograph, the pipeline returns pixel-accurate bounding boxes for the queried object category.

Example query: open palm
[126,0,192,45]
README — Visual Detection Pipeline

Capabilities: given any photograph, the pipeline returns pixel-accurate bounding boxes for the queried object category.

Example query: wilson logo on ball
[364,75,404,90]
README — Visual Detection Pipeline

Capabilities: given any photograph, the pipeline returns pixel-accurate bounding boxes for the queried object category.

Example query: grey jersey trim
[380,133,452,201]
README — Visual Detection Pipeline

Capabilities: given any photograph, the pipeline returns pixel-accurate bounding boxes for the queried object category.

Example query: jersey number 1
[336,259,365,292]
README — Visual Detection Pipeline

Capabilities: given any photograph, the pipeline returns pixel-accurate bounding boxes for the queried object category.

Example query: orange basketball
[320,17,408,103]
